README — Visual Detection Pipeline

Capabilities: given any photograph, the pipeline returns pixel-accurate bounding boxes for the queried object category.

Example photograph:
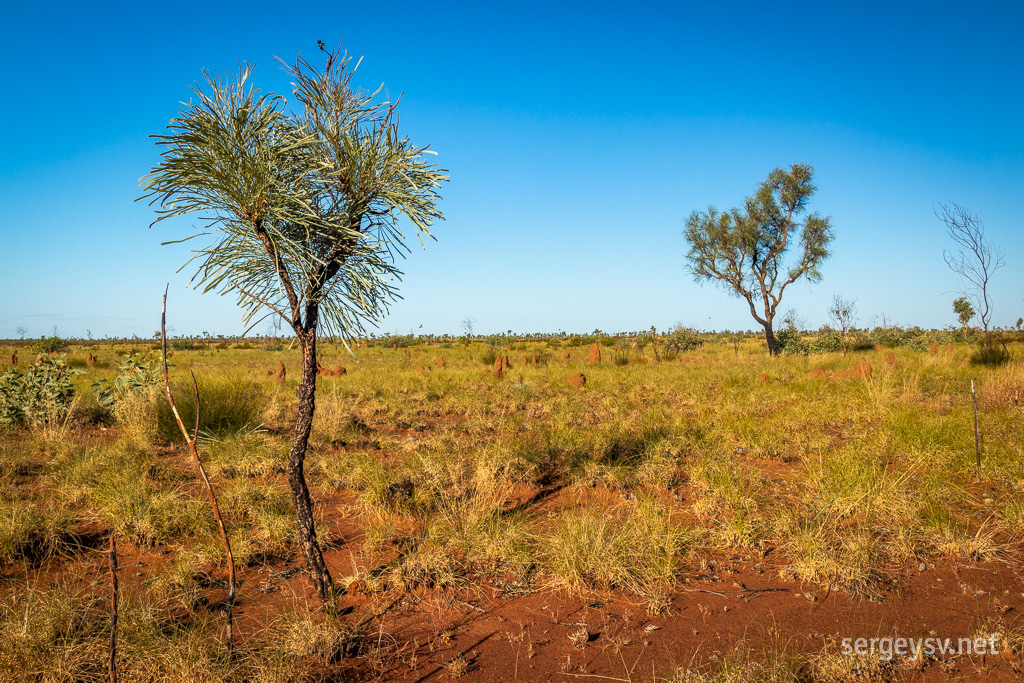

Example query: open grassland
[1,336,1023,681]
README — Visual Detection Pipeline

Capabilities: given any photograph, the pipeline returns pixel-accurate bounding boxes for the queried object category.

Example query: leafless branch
[231,281,294,326]
[161,285,237,657]
[108,533,118,683]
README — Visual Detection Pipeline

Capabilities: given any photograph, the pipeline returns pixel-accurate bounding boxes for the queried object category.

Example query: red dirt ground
[7,427,1024,681]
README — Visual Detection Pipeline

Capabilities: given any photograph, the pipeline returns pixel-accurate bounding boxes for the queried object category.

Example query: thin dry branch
[108,533,118,683]
[232,281,294,326]
[160,285,237,656]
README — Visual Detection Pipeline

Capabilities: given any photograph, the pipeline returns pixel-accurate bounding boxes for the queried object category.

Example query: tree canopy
[684,163,833,355]
[141,52,446,342]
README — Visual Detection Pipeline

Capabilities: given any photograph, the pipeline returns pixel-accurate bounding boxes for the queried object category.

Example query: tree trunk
[289,327,335,604]
[763,321,779,356]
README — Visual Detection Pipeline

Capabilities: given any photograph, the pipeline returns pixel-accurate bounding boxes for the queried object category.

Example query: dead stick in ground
[108,533,118,683]
[161,285,237,656]
[971,378,981,478]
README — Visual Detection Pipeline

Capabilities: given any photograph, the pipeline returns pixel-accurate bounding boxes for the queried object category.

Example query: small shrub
[0,356,80,430]
[971,343,1011,367]
[775,326,806,355]
[156,375,265,443]
[32,336,68,354]
[868,325,912,348]
[171,339,197,351]
[807,327,842,354]
[663,326,703,353]
[848,331,875,351]
[480,347,498,366]
[91,356,162,409]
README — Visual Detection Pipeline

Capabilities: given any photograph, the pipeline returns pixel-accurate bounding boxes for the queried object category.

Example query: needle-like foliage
[141,52,446,340]
[140,45,447,603]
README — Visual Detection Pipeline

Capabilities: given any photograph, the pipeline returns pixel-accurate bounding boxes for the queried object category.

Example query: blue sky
[1,1,1021,338]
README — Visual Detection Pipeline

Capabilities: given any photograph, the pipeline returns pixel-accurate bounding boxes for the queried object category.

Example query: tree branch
[232,282,294,326]
[161,286,237,657]
[252,220,303,327]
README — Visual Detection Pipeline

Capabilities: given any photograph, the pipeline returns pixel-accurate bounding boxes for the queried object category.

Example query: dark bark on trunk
[289,326,335,605]
[763,321,779,356]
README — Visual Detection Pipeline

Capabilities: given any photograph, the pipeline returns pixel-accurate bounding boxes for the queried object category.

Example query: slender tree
[140,45,446,604]
[952,296,975,342]
[684,164,833,355]
[937,203,1004,346]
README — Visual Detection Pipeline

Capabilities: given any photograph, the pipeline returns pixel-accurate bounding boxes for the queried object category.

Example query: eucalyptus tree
[684,164,833,355]
[141,46,446,603]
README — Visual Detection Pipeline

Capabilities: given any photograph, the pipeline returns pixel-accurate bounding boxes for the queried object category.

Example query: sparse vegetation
[0,335,1021,679]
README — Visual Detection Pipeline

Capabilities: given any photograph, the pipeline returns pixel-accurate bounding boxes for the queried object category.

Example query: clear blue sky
[1,1,1021,339]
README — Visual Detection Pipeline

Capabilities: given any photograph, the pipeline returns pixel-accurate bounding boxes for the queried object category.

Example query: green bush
[0,356,80,429]
[868,326,960,351]
[848,331,875,351]
[91,356,163,409]
[171,339,197,351]
[807,327,842,354]
[867,326,911,349]
[775,326,806,355]
[375,334,416,349]
[32,337,68,354]
[663,326,703,353]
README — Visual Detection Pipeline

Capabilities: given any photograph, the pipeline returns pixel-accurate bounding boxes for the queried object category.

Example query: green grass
[0,337,1022,678]
[156,374,265,443]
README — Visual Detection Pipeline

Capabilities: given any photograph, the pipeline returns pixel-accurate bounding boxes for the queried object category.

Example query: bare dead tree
[937,203,1004,345]
[160,286,237,655]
